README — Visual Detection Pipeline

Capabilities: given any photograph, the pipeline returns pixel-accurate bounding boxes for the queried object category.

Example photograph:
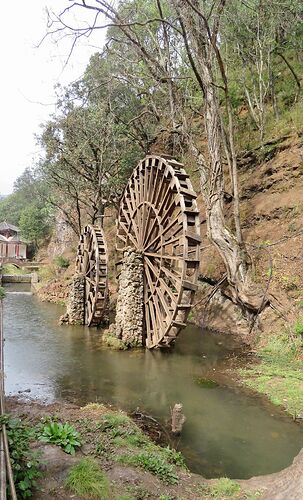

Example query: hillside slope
[193,132,303,339]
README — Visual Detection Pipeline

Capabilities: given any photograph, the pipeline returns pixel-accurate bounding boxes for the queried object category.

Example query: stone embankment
[1,274,32,283]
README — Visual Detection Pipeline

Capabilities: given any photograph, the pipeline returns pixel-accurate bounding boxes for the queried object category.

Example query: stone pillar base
[113,249,144,347]
[59,273,85,325]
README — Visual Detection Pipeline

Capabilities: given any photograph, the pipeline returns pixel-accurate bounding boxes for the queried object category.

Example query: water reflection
[3,285,303,478]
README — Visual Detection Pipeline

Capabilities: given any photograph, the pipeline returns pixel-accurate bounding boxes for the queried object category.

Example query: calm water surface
[3,284,303,479]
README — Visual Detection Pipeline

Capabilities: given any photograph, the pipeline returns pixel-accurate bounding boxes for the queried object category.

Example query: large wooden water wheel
[76,225,108,326]
[116,155,201,348]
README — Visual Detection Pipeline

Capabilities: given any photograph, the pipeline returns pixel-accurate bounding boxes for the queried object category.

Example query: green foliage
[38,421,81,455]
[94,411,185,485]
[97,412,149,448]
[293,317,303,337]
[194,377,219,389]
[0,286,6,300]
[53,255,70,269]
[210,478,241,498]
[200,477,242,500]
[2,264,26,275]
[65,457,110,498]
[37,61,143,232]
[115,484,151,500]
[102,331,129,350]
[0,415,41,498]
[19,204,50,245]
[81,402,107,412]
[0,192,24,226]
[97,413,131,431]
[116,451,178,484]
[161,446,186,468]
[0,167,51,250]
[197,481,260,499]
[37,264,55,283]
[259,331,301,365]
[240,328,303,417]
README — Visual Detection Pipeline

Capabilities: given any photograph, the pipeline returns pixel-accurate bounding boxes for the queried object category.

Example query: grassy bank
[239,320,303,419]
[6,399,263,499]
[2,263,26,275]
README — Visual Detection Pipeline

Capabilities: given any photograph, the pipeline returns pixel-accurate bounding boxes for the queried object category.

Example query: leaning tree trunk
[177,0,265,312]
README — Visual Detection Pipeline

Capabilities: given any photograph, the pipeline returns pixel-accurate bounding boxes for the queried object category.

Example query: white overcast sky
[0,1,105,195]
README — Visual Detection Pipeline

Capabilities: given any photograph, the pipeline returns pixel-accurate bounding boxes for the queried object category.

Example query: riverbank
[4,397,232,499]
[6,397,303,499]
[190,286,303,421]
[237,329,303,420]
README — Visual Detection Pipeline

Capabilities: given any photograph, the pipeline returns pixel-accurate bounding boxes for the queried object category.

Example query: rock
[47,213,76,259]
[239,448,303,499]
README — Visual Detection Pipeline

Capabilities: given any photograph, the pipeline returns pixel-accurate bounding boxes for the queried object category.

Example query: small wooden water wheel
[116,155,201,348]
[76,225,108,326]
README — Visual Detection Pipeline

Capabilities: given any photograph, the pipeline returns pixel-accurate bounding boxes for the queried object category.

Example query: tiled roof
[0,221,20,232]
[9,234,26,243]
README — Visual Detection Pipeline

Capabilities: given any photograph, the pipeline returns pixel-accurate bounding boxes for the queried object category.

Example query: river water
[3,284,303,479]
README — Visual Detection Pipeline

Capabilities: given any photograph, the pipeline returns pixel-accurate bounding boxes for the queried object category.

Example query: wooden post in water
[171,403,186,434]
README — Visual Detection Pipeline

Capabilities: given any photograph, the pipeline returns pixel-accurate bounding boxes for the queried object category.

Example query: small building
[0,222,27,261]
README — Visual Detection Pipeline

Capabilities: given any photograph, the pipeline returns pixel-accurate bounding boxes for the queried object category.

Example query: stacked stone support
[60,273,85,325]
[114,250,144,347]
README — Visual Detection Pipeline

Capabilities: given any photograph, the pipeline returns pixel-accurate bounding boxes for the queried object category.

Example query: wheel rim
[76,225,108,326]
[116,155,201,348]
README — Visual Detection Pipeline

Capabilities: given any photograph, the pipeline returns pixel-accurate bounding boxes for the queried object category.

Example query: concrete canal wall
[1,274,33,283]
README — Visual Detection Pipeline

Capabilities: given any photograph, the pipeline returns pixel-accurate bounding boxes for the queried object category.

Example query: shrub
[54,255,70,269]
[38,421,81,455]
[97,413,131,431]
[65,457,110,498]
[293,317,303,337]
[117,451,178,484]
[2,264,24,275]
[1,415,41,499]
[210,477,241,497]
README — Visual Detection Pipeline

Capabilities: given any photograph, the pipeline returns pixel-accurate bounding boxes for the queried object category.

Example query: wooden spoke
[144,216,181,252]
[76,225,109,327]
[116,155,201,348]
[145,256,178,307]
